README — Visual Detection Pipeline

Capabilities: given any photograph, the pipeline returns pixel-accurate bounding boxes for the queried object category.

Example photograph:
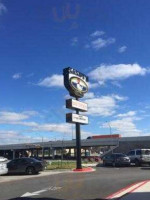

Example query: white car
[0,157,8,175]
[0,157,8,162]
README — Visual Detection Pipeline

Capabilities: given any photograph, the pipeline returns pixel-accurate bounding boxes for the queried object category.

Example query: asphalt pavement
[0,166,150,200]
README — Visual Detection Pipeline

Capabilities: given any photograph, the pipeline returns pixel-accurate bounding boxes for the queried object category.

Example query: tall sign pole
[63,67,88,170]
[75,97,81,169]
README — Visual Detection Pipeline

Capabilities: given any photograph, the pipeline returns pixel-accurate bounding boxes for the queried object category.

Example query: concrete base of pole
[72,167,95,173]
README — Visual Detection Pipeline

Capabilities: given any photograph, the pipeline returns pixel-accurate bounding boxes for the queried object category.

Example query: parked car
[7,157,44,175]
[127,149,150,166]
[0,157,8,175]
[30,156,48,169]
[103,153,130,167]
[0,157,8,162]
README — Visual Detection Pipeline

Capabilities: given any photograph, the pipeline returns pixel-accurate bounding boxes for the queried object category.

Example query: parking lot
[1,165,150,200]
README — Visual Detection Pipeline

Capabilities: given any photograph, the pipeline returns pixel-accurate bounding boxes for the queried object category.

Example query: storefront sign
[66,99,88,112]
[66,113,88,125]
[63,67,88,98]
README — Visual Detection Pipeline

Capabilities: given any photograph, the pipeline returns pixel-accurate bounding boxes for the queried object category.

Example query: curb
[106,180,150,199]
[73,167,95,173]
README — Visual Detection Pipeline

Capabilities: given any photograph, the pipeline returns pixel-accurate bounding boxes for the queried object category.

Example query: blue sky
[0,0,150,144]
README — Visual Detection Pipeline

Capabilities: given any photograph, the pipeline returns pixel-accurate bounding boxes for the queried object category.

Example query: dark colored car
[30,156,48,169]
[103,153,130,167]
[7,157,44,175]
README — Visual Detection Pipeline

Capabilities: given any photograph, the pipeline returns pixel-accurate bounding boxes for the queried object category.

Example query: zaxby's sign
[63,67,88,98]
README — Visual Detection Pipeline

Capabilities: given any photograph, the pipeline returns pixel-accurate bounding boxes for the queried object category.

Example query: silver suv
[127,149,150,166]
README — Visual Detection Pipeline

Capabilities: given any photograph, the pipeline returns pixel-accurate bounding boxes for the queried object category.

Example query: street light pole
[106,121,112,136]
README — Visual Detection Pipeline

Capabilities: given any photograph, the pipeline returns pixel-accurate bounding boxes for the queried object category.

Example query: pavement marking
[21,186,62,197]
[106,180,148,199]
[135,181,150,193]
[118,180,150,200]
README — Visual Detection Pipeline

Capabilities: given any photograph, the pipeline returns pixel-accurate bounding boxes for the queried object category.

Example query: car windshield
[116,154,126,158]
[1,1,150,200]
[27,158,41,162]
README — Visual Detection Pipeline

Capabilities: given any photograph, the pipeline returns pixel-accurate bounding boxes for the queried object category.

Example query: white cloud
[38,74,63,88]
[12,73,22,80]
[102,117,141,137]
[111,81,122,88]
[22,110,39,116]
[0,130,52,144]
[91,37,115,50]
[0,111,39,127]
[89,63,147,83]
[71,37,78,46]
[116,111,136,118]
[90,31,105,37]
[0,111,29,122]
[0,2,7,15]
[84,94,127,116]
[84,92,95,99]
[112,94,128,101]
[0,110,72,135]
[118,46,127,53]
[81,131,96,139]
[32,123,72,134]
[88,82,99,89]
[0,130,20,139]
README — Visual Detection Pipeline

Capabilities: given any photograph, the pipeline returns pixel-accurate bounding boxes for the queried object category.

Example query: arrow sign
[21,187,62,197]
[21,189,47,197]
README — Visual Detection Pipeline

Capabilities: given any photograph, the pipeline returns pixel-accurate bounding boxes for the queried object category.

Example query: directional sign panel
[66,99,88,112]
[66,113,88,125]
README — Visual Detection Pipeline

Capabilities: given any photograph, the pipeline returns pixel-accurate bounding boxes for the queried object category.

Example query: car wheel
[26,167,35,175]
[135,159,140,167]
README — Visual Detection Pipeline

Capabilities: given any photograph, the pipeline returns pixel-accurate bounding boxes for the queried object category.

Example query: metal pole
[61,139,64,161]
[72,124,74,140]
[109,124,112,136]
[76,98,82,169]
[106,121,112,136]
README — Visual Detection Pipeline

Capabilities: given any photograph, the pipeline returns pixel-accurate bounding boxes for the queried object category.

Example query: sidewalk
[107,180,150,200]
